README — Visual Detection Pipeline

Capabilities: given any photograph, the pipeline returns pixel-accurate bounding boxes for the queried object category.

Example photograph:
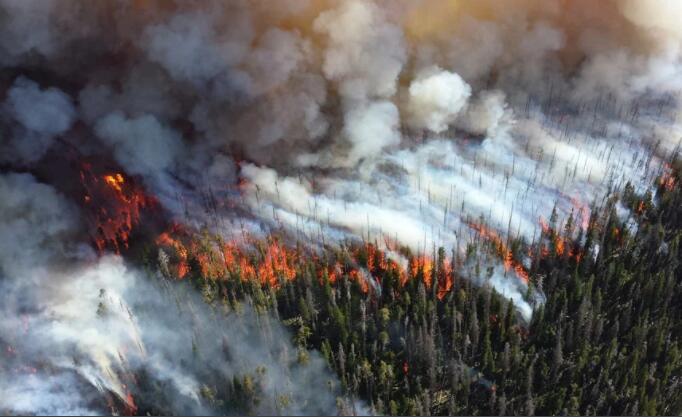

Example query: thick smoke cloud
[407,67,471,133]
[0,173,82,275]
[314,0,406,101]
[2,78,75,163]
[1,0,682,413]
[94,112,184,181]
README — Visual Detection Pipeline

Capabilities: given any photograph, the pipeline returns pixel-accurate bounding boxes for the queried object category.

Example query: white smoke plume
[1,0,682,413]
[458,90,512,138]
[406,67,471,133]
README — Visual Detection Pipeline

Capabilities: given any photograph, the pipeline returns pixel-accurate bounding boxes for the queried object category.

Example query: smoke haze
[1,0,681,414]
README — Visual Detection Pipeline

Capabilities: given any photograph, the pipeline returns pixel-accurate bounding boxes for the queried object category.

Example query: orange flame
[155,231,422,296]
[437,258,454,300]
[660,166,676,192]
[410,256,434,287]
[570,196,590,231]
[81,165,155,254]
[637,200,646,215]
[103,174,125,193]
[349,269,370,293]
[122,384,137,416]
[257,241,298,287]
[469,222,529,284]
[156,231,189,278]
[538,216,583,262]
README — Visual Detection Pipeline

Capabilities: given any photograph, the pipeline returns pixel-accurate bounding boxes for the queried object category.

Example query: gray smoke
[1,77,75,163]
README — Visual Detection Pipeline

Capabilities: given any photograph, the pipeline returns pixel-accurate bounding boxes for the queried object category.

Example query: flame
[660,163,676,192]
[555,238,565,256]
[81,165,156,254]
[538,216,583,262]
[152,210,607,303]
[156,230,190,278]
[154,230,436,297]
[514,264,529,284]
[358,242,410,290]
[570,196,590,231]
[103,174,125,193]
[122,384,137,416]
[437,258,454,300]
[257,240,298,287]
[364,243,389,274]
[469,222,529,284]
[637,200,646,215]
[410,255,434,288]
[323,262,343,284]
[349,269,370,293]
[156,219,560,303]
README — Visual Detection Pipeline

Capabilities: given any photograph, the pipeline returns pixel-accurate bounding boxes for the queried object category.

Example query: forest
[135,158,682,415]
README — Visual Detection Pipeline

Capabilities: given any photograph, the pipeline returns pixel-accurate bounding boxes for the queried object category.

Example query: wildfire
[570,196,590,231]
[468,222,529,284]
[437,258,454,300]
[156,229,190,278]
[103,174,125,193]
[256,240,298,287]
[158,231,301,288]
[323,262,343,284]
[81,164,156,254]
[123,385,137,416]
[410,256,433,286]
[539,216,583,263]
[349,270,370,293]
[155,228,460,298]
[660,164,676,192]
[151,209,610,305]
[637,200,646,215]
[555,237,565,256]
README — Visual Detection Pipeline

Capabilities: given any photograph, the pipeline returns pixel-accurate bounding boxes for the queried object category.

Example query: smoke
[142,9,252,89]
[94,112,184,182]
[406,67,471,133]
[343,100,401,166]
[1,0,682,413]
[620,0,682,40]
[314,0,406,101]
[0,174,352,415]
[2,77,76,163]
[0,173,83,275]
[458,90,512,138]
[1,255,350,415]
